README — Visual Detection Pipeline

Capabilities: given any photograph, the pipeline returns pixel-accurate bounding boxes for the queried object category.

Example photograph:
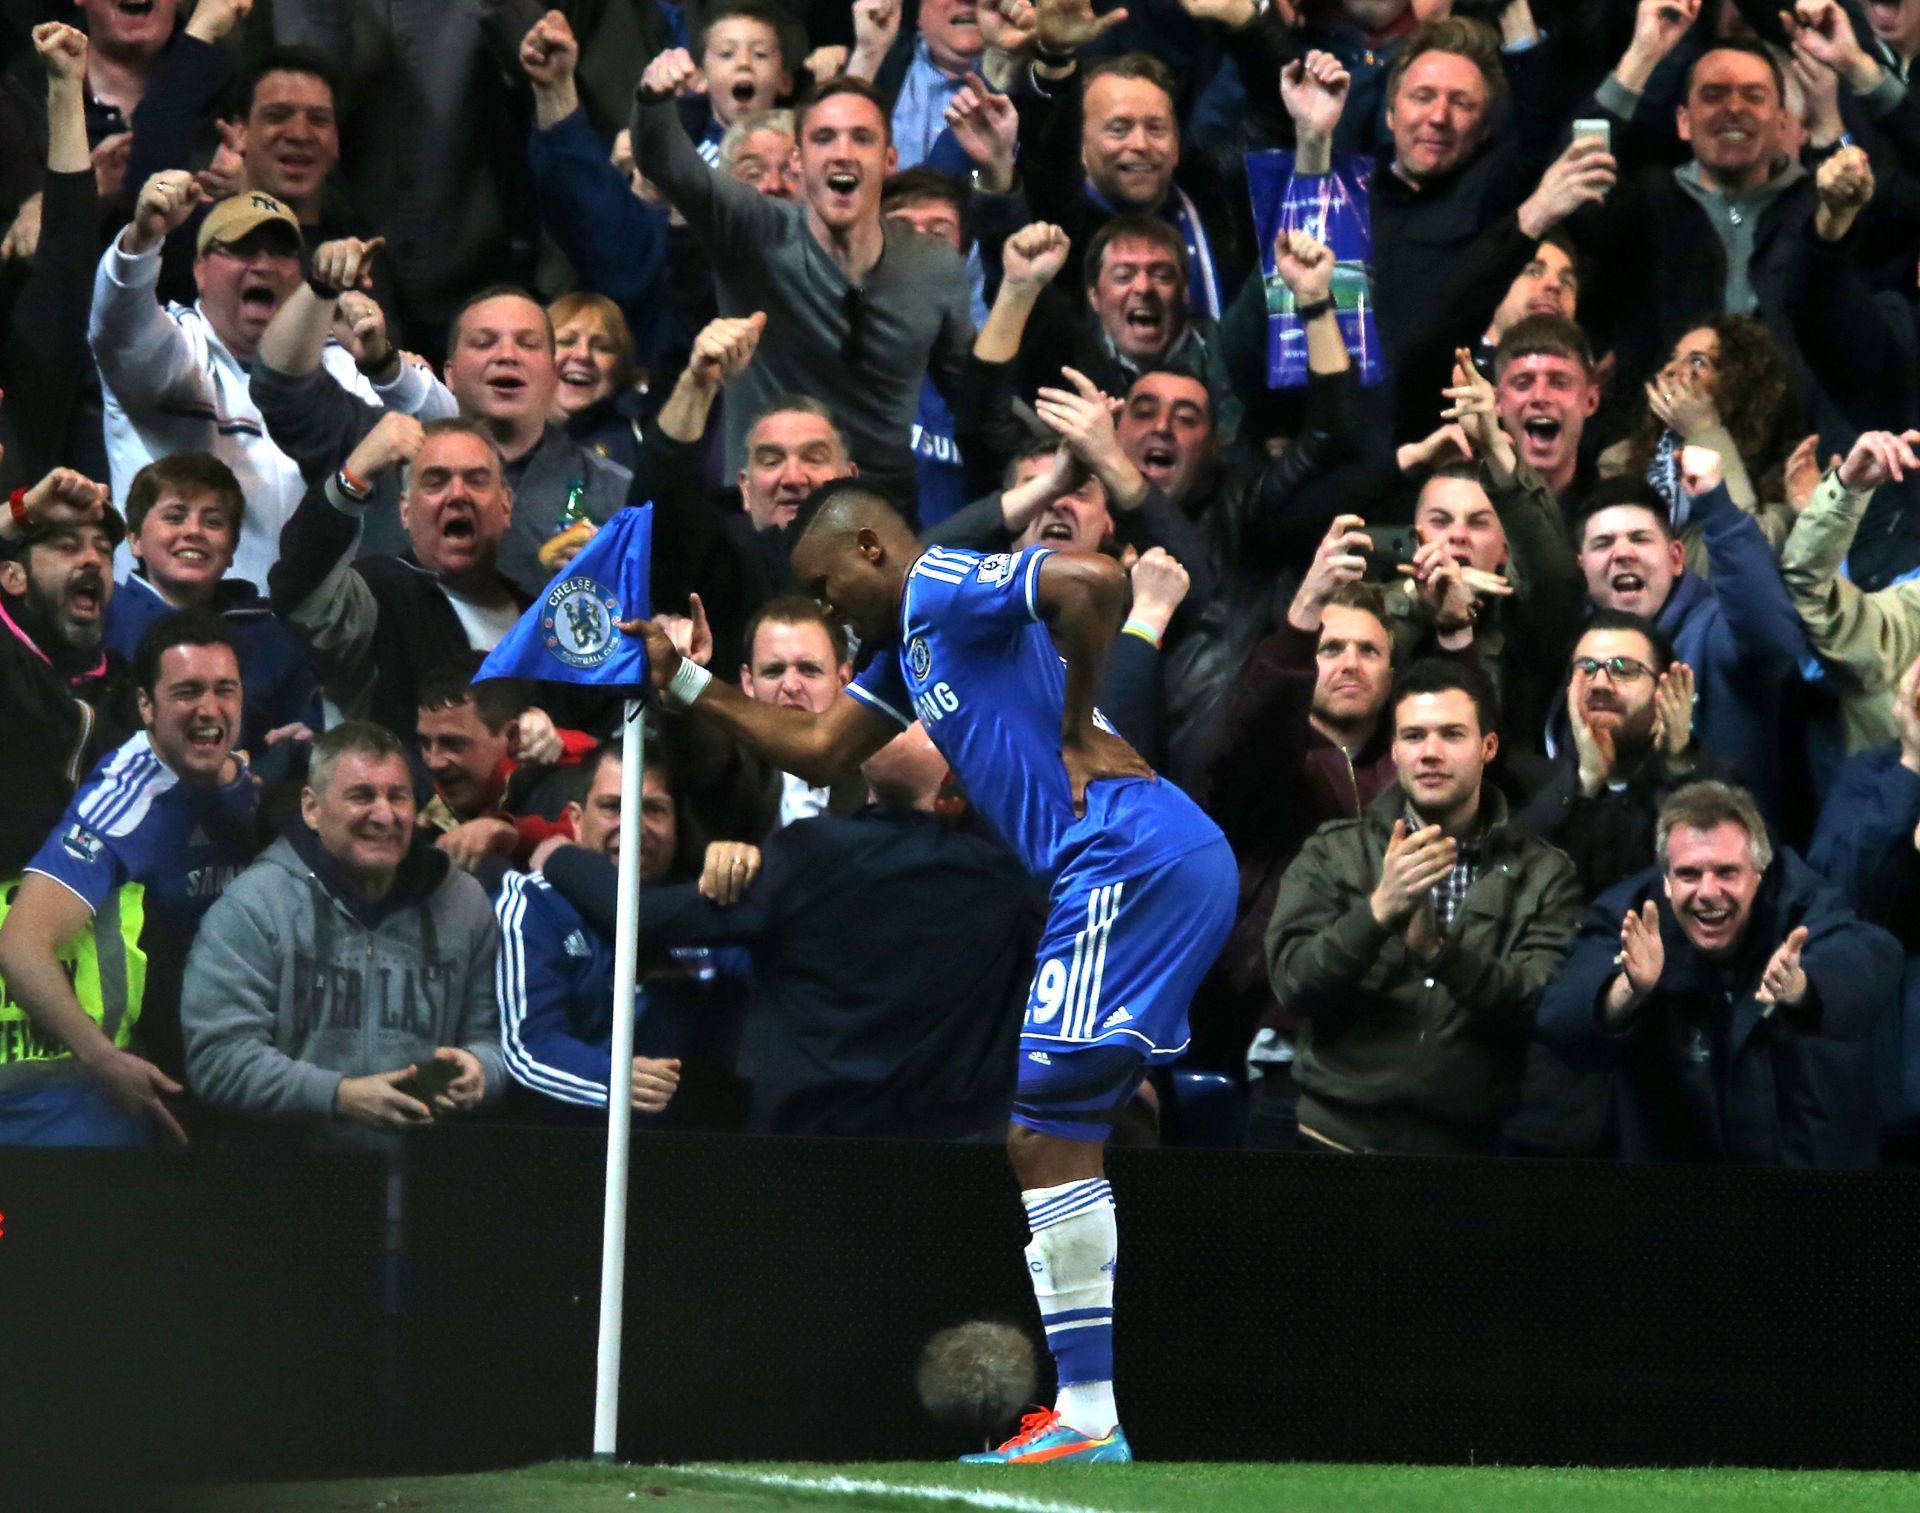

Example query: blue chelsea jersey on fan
[847,545,1222,884]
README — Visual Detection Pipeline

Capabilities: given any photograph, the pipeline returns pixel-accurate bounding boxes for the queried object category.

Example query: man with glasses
[630,59,974,515]
[1571,454,1804,821]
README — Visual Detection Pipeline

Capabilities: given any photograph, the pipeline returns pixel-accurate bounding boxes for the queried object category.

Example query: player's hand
[1369,819,1458,929]
[632,1056,682,1113]
[344,411,425,483]
[1273,228,1335,304]
[125,170,205,256]
[429,1046,487,1113]
[81,1048,187,1145]
[1060,725,1155,817]
[699,841,763,905]
[518,705,566,765]
[615,615,685,692]
[652,592,713,667]
[335,1066,434,1129]
[436,815,517,872]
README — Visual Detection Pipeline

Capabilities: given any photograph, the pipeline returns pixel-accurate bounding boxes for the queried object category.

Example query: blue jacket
[102,572,321,761]
[1549,482,1808,817]
[528,108,676,366]
[1807,742,1920,1129]
[492,869,737,1113]
[1538,851,1899,1169]
[1654,484,1808,817]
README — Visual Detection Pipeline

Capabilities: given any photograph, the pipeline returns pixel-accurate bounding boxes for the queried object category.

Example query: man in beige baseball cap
[194,190,303,259]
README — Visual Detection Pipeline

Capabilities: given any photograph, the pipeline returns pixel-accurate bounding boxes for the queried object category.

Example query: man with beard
[1492,314,1601,509]
[1210,524,1400,1143]
[0,469,139,880]
[90,178,417,587]
[631,62,974,506]
[0,612,256,1146]
[1267,657,1583,1155]
[1519,614,1714,899]
[269,414,571,749]
[1572,455,1804,820]
[1540,780,1899,1168]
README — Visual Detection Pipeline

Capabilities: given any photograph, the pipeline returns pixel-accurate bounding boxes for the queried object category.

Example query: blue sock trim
[1052,1322,1114,1385]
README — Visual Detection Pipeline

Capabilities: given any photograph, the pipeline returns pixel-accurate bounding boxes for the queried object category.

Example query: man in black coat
[1539,779,1900,1169]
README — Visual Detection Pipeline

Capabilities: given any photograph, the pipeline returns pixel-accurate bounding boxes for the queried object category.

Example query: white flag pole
[592,698,646,1459]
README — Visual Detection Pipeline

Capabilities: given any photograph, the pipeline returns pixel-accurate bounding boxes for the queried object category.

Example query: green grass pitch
[174,1459,1920,1511]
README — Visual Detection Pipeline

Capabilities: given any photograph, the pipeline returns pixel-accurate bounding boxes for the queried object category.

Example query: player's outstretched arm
[1033,551,1156,811]
[621,610,898,784]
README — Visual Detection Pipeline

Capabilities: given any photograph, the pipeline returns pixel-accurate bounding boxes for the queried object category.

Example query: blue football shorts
[1012,836,1238,1141]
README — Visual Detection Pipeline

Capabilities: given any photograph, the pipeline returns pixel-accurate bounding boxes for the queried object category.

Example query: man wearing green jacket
[1266,657,1583,1155]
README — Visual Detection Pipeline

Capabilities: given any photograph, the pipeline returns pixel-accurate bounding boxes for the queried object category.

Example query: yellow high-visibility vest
[0,876,148,1065]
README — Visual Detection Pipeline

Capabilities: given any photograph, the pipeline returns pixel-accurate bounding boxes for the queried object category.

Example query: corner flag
[472,502,656,1460]
[476,503,655,690]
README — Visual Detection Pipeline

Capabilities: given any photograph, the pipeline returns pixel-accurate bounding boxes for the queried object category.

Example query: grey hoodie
[181,833,506,1132]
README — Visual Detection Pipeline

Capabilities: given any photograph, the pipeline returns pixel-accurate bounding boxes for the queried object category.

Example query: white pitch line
[670,1465,1120,1513]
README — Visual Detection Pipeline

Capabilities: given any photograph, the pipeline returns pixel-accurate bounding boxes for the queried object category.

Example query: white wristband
[664,658,712,709]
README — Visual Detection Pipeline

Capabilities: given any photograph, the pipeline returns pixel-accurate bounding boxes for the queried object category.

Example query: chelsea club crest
[543,576,621,670]
[909,637,932,681]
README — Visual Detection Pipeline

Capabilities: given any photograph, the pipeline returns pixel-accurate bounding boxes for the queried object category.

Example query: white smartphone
[1573,117,1612,154]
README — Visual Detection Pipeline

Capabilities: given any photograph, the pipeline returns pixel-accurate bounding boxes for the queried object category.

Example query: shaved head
[789,478,911,553]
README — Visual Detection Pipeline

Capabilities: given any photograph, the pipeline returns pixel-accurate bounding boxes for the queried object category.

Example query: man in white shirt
[89,175,445,586]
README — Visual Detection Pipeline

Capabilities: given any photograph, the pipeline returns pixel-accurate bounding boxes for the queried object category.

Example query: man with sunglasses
[630,59,974,514]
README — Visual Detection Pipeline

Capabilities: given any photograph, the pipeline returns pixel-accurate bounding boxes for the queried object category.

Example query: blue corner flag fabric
[476,503,654,691]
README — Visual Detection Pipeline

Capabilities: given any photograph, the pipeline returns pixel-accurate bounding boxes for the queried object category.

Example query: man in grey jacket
[180,720,506,1139]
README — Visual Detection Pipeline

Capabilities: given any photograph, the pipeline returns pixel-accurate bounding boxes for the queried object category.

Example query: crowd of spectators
[0,0,1917,1166]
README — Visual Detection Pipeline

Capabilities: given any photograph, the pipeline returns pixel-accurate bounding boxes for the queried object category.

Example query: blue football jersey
[26,732,256,1012]
[847,545,1222,883]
